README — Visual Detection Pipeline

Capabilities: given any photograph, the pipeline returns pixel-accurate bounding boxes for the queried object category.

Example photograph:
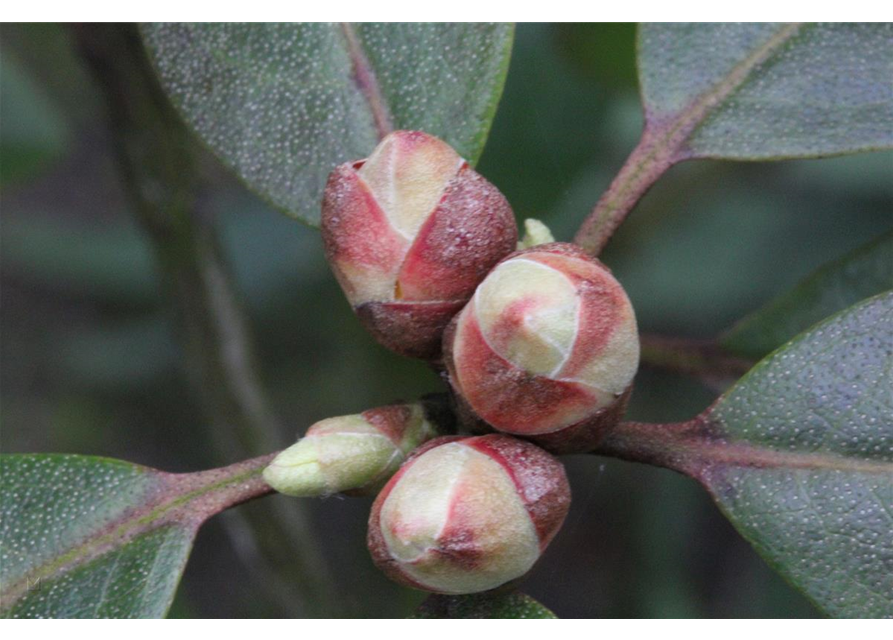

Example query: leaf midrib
[690,435,893,477]
[0,455,273,613]
[339,23,393,140]
[576,23,807,253]
[595,419,893,479]
[646,22,806,163]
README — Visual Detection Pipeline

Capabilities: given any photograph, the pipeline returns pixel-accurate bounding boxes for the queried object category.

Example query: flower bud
[444,243,639,454]
[263,402,437,497]
[517,218,555,250]
[322,131,518,360]
[368,434,570,595]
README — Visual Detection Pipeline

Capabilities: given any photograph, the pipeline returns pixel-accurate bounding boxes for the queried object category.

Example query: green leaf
[556,23,637,88]
[704,293,893,618]
[596,293,893,617]
[639,23,893,160]
[0,49,70,185]
[574,23,892,255]
[0,213,157,304]
[411,591,557,619]
[140,23,514,226]
[0,453,272,618]
[722,231,893,359]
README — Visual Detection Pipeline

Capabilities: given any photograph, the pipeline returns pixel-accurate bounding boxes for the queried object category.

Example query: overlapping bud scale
[368,434,570,594]
[322,131,517,359]
[445,243,640,453]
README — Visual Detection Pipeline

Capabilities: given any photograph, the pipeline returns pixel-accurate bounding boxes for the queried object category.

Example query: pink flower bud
[368,434,570,595]
[322,131,518,359]
[444,243,640,453]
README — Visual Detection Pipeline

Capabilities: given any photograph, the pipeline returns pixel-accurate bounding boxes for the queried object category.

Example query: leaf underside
[140,23,514,226]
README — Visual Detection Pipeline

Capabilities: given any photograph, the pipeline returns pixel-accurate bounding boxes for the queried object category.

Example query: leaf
[556,23,637,89]
[722,231,893,359]
[140,23,514,226]
[0,453,272,618]
[575,23,893,254]
[639,23,893,160]
[703,293,893,618]
[0,213,157,304]
[0,49,69,185]
[411,591,557,619]
[599,293,893,617]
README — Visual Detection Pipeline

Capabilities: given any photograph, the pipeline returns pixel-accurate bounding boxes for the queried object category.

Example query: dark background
[2,23,891,618]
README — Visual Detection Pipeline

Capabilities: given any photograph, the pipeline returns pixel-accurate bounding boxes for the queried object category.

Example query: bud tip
[263,440,329,497]
[517,218,555,250]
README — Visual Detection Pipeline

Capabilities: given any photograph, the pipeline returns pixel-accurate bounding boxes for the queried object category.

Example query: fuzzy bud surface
[445,242,639,453]
[322,130,517,359]
[368,434,570,594]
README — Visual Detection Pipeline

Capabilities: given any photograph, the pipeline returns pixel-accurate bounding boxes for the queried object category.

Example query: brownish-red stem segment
[592,419,710,478]
[593,418,892,482]
[0,454,278,613]
[165,452,278,522]
[573,126,678,256]
[574,23,805,256]
[639,333,754,390]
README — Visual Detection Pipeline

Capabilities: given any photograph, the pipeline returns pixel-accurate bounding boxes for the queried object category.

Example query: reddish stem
[573,126,676,256]
[639,333,753,389]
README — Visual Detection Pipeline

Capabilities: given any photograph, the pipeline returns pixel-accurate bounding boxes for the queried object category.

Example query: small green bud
[516,218,555,250]
[263,403,437,497]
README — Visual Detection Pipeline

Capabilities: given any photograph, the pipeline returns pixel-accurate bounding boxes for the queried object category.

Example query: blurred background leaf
[2,23,891,618]
[722,230,893,359]
[0,51,70,186]
[412,592,556,619]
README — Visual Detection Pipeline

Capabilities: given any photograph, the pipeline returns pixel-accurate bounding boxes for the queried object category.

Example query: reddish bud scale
[368,434,570,595]
[462,436,569,546]
[360,404,415,446]
[322,131,517,360]
[444,243,640,454]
